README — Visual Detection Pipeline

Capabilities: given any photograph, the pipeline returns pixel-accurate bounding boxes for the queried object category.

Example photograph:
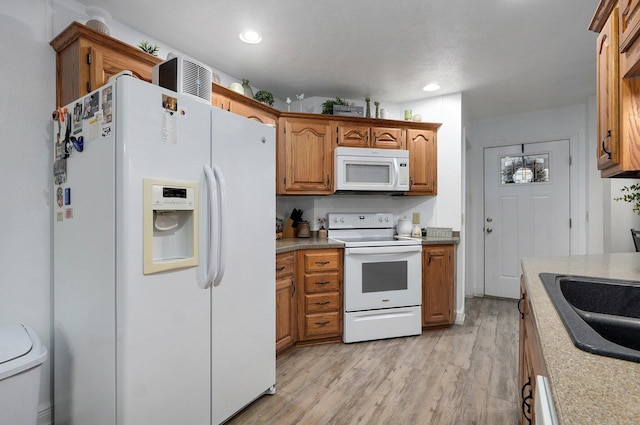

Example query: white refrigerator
[53,76,275,425]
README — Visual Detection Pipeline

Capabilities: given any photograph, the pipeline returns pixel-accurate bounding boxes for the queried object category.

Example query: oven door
[343,245,422,311]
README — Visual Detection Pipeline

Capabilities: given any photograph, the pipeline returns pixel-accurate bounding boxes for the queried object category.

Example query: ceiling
[78,0,601,120]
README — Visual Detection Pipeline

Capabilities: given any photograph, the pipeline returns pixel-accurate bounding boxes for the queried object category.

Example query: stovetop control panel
[327,212,394,229]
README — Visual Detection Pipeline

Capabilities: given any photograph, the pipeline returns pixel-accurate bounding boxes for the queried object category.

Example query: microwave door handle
[392,160,399,187]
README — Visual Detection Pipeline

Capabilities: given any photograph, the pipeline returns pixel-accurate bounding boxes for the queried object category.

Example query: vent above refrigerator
[152,55,212,104]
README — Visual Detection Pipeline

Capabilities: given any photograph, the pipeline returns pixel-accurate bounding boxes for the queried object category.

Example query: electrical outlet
[412,212,420,224]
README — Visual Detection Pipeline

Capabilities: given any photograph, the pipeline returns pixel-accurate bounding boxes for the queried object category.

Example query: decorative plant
[321,97,351,115]
[138,41,159,56]
[254,90,274,106]
[614,183,640,216]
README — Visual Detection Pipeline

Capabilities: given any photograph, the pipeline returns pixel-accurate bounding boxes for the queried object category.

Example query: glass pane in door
[500,153,549,184]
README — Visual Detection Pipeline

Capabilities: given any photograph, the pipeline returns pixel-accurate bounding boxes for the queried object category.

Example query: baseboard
[455,310,466,325]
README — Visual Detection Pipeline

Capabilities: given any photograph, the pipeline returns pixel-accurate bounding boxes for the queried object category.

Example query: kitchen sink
[539,273,640,363]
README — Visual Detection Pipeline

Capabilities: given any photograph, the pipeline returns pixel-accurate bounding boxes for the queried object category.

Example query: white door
[484,140,570,298]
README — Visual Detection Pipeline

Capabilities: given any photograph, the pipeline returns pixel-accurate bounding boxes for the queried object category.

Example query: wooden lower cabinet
[296,249,343,343]
[422,244,455,327]
[518,276,548,425]
[275,252,296,356]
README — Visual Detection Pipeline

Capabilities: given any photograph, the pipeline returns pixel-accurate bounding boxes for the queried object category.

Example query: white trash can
[0,322,47,425]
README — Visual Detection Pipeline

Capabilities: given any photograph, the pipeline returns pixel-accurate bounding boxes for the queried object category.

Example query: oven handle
[345,245,422,255]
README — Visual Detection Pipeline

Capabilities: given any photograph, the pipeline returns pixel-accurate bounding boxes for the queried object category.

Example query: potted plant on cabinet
[254,90,274,106]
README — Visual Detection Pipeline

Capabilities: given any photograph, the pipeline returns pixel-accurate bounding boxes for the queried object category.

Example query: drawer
[305,292,341,313]
[303,272,340,293]
[304,312,341,338]
[276,252,294,278]
[303,251,340,272]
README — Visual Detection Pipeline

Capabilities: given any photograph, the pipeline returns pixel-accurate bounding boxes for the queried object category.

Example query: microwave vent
[152,55,212,104]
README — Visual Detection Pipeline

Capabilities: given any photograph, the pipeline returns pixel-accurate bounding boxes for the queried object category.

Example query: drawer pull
[517,293,525,319]
[521,376,533,424]
[315,301,330,306]
[315,261,330,265]
[315,281,330,285]
[315,321,330,326]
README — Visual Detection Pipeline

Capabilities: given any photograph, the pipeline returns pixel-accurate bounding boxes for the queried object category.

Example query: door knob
[486,227,493,233]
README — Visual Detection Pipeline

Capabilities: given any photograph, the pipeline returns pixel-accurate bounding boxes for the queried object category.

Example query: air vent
[152,56,212,104]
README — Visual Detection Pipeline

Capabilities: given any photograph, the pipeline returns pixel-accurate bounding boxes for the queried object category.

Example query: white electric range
[327,213,423,343]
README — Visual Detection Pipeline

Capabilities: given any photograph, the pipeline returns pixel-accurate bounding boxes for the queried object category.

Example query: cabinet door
[518,280,536,424]
[597,8,620,171]
[89,44,155,94]
[335,123,370,147]
[279,118,332,194]
[406,128,437,194]
[51,22,162,106]
[231,102,277,126]
[422,245,454,327]
[619,0,640,77]
[211,91,231,111]
[276,275,296,354]
[371,127,403,149]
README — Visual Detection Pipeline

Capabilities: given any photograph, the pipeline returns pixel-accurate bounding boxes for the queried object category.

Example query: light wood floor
[226,297,519,425]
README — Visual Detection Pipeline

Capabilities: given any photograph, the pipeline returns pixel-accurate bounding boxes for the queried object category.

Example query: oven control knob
[378,217,383,222]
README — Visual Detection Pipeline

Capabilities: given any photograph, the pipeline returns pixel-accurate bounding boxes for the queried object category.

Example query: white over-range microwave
[334,147,410,193]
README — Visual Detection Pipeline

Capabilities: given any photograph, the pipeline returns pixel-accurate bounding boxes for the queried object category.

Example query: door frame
[476,134,580,296]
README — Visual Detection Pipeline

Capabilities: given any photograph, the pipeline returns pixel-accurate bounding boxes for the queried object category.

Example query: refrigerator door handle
[211,165,227,287]
[200,165,218,289]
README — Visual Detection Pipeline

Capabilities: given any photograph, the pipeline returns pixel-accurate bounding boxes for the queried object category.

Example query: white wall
[1,1,56,422]
[466,103,592,296]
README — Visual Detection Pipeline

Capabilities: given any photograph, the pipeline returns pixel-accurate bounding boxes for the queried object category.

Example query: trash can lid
[0,323,34,364]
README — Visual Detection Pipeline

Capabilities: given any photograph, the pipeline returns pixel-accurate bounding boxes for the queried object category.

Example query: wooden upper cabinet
[335,123,370,147]
[50,22,162,106]
[231,101,277,126]
[619,0,640,76]
[278,116,333,194]
[592,2,640,177]
[211,83,277,126]
[211,90,232,111]
[371,127,403,149]
[406,128,437,195]
[597,8,620,171]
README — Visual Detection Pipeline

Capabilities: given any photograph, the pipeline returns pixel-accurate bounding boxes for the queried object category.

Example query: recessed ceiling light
[423,83,440,92]
[239,30,262,44]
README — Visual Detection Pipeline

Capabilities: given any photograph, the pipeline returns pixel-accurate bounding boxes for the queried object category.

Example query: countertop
[276,234,460,254]
[521,253,640,425]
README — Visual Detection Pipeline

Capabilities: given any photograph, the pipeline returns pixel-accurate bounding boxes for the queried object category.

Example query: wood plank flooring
[226,297,519,425]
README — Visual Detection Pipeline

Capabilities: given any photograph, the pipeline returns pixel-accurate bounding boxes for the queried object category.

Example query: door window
[500,153,550,184]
